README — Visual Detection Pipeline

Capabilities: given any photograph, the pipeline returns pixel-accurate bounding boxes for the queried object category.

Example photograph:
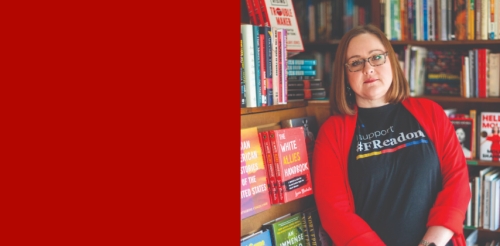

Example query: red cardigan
[312,98,471,246]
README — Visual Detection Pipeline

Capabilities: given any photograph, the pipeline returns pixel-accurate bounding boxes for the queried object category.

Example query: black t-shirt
[348,103,451,246]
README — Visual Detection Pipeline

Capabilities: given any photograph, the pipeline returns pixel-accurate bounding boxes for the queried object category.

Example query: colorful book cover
[424,49,467,96]
[479,112,500,161]
[259,0,304,52]
[280,116,319,164]
[450,117,474,159]
[269,127,313,203]
[241,127,272,220]
[241,229,273,246]
[266,213,307,246]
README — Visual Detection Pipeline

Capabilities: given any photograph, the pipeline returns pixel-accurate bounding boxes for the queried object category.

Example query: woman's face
[493,125,499,134]
[456,128,466,143]
[345,33,393,108]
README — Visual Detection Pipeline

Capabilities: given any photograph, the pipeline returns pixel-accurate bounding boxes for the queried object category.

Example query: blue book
[287,59,317,65]
[241,229,273,246]
[287,65,314,70]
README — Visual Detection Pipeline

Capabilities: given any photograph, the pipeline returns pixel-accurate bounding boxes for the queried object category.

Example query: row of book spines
[382,0,500,41]
[465,167,500,231]
[241,207,332,246]
[459,50,500,98]
[399,46,500,98]
[293,0,368,42]
[241,24,288,108]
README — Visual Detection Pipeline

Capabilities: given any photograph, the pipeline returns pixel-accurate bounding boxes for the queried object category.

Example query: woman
[312,24,470,246]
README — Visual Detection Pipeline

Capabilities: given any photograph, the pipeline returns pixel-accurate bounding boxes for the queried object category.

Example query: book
[288,88,327,100]
[263,212,307,246]
[450,117,474,159]
[288,59,317,65]
[245,0,259,25]
[268,127,314,203]
[287,65,315,70]
[258,0,304,52]
[241,229,273,246]
[241,33,246,108]
[259,131,279,205]
[469,109,478,159]
[253,24,263,107]
[488,53,500,97]
[476,48,490,98]
[280,116,319,165]
[478,166,495,227]
[482,168,500,229]
[454,0,467,40]
[479,112,500,161]
[304,207,333,246]
[261,26,274,106]
[241,24,258,108]
[287,70,317,76]
[241,127,272,220]
[287,79,323,89]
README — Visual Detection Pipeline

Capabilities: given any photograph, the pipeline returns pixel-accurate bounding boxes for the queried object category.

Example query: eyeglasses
[345,52,389,72]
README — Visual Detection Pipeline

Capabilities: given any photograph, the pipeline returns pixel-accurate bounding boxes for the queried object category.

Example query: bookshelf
[241,0,500,243]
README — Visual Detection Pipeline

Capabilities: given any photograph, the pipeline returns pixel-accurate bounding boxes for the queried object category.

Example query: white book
[241,24,257,108]
[491,177,500,230]
[440,0,448,40]
[474,176,481,227]
[488,53,500,97]
[479,167,494,227]
[481,0,489,40]
[465,56,470,98]
[483,169,500,230]
[467,181,473,226]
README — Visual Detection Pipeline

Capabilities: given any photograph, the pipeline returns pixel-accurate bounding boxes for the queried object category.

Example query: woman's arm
[419,226,453,246]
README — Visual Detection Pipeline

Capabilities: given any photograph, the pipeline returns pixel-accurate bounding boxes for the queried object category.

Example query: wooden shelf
[241,195,315,237]
[418,96,500,103]
[390,40,500,46]
[467,160,500,167]
[241,101,307,115]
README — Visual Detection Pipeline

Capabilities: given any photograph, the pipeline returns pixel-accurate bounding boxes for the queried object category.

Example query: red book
[257,0,270,26]
[268,127,313,204]
[245,0,258,25]
[477,48,489,98]
[259,131,278,204]
[253,0,265,26]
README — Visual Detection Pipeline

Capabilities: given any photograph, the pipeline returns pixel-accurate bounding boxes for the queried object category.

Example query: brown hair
[329,24,410,115]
